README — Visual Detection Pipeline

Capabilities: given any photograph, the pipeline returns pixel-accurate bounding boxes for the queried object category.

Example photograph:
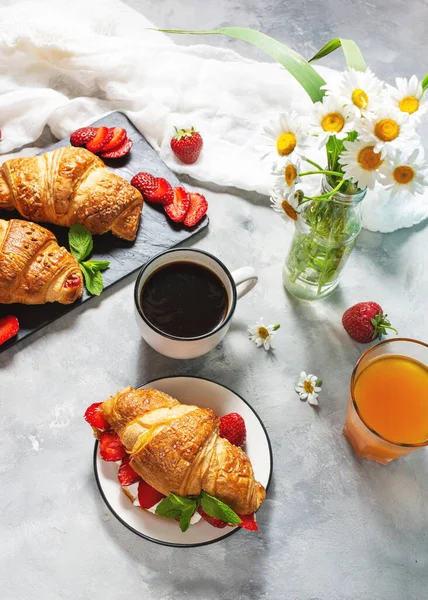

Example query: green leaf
[68,224,93,262]
[179,503,197,533]
[422,74,428,93]
[155,497,182,520]
[155,493,197,532]
[80,263,104,296]
[200,491,242,525]
[157,27,326,103]
[83,260,110,272]
[309,38,366,71]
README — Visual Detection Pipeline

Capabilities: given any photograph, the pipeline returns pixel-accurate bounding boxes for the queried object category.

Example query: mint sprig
[68,224,110,296]
[155,490,241,532]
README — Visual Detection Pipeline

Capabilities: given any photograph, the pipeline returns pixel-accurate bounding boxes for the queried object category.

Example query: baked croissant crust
[0,219,83,304]
[101,386,266,515]
[0,146,143,241]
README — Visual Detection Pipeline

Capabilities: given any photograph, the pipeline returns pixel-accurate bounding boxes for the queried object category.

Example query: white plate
[94,376,273,547]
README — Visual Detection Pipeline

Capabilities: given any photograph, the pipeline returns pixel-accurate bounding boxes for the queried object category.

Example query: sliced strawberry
[101,127,127,152]
[237,513,258,531]
[86,126,112,153]
[183,192,208,227]
[84,402,110,431]
[137,480,165,509]
[99,432,126,462]
[100,137,133,159]
[70,127,98,147]
[131,172,156,196]
[164,186,191,222]
[118,455,141,486]
[147,178,173,205]
[0,315,19,345]
[197,507,227,528]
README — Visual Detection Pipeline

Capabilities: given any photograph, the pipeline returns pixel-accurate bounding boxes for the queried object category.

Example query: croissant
[0,146,143,241]
[0,218,83,304]
[101,386,266,515]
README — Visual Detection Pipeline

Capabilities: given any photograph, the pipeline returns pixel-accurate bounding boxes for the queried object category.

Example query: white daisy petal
[307,393,319,406]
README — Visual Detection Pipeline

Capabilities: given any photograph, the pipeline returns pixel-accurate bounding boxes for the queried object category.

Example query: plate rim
[93,375,273,548]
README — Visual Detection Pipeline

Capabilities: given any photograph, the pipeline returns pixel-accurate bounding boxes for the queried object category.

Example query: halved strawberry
[137,480,165,509]
[164,187,190,222]
[101,137,133,159]
[0,315,19,345]
[237,513,258,531]
[183,192,208,227]
[197,507,227,528]
[146,178,173,205]
[70,127,98,147]
[99,432,126,462]
[86,126,113,153]
[101,127,127,153]
[84,402,110,431]
[118,455,140,486]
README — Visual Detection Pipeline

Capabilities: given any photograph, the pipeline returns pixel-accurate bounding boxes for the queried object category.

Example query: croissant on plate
[0,146,143,241]
[101,386,266,515]
[0,218,83,304]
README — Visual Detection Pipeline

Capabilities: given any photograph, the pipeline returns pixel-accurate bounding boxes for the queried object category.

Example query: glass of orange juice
[343,338,428,464]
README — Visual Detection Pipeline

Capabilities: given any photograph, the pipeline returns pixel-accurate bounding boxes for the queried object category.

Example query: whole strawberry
[219,413,246,448]
[170,126,203,164]
[342,302,398,343]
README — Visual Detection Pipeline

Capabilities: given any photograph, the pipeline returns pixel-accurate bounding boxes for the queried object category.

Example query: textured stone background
[1,1,428,599]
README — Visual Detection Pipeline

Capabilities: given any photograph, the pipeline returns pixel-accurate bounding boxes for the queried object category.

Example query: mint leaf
[200,491,241,525]
[155,493,197,532]
[68,224,93,262]
[80,263,104,296]
[179,502,197,533]
[155,497,182,520]
[83,260,110,272]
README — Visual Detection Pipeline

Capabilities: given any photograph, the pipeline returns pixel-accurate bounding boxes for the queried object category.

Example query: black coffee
[140,262,229,338]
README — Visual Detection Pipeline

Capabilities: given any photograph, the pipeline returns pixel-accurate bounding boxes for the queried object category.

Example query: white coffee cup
[134,248,258,359]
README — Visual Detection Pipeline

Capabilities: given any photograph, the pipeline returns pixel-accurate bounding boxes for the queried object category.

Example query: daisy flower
[271,157,301,194]
[386,75,428,120]
[358,106,418,158]
[379,148,428,197]
[270,190,309,233]
[309,95,355,147]
[325,67,384,117]
[338,139,384,190]
[248,319,280,351]
[262,112,309,163]
[295,372,322,406]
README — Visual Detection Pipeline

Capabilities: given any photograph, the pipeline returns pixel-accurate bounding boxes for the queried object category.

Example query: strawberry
[197,507,227,528]
[86,126,113,153]
[164,187,190,222]
[84,402,110,431]
[101,127,127,152]
[237,513,258,531]
[99,432,126,462]
[0,315,19,345]
[118,455,140,486]
[137,480,165,509]
[342,301,398,344]
[219,413,246,448]
[183,192,208,227]
[70,127,97,147]
[131,173,173,205]
[170,126,203,164]
[131,172,155,196]
[100,137,133,159]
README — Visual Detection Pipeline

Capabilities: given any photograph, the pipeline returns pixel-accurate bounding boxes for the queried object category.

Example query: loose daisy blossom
[379,148,428,197]
[338,139,385,190]
[262,112,309,163]
[386,75,428,120]
[271,157,301,195]
[358,106,418,158]
[325,67,383,117]
[270,190,309,233]
[295,372,322,406]
[310,95,355,147]
[248,319,280,351]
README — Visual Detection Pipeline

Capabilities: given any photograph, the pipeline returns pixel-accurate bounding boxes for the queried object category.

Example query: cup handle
[231,267,258,300]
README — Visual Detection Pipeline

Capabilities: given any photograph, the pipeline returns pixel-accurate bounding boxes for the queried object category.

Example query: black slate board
[0,112,208,353]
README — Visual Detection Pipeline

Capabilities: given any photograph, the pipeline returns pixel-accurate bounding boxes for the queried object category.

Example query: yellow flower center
[357,146,383,170]
[281,199,298,221]
[303,380,314,394]
[393,165,415,184]
[285,163,298,186]
[374,118,400,142]
[258,326,270,340]
[351,88,369,109]
[321,112,345,133]
[276,132,297,156]
[398,96,419,114]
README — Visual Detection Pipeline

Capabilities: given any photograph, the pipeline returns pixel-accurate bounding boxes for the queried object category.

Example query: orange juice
[353,355,428,445]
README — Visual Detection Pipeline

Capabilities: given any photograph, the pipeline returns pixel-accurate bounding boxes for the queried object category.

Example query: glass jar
[283,177,366,301]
